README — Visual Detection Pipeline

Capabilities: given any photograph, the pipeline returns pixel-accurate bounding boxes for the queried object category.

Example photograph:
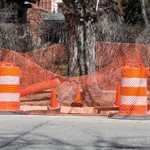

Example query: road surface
[0,114,150,150]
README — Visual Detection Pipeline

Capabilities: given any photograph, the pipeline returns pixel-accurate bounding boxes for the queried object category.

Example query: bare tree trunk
[140,0,149,26]
[63,0,97,76]
[116,0,123,15]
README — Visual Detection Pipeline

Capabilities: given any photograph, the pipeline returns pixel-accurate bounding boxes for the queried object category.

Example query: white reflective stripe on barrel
[121,78,147,87]
[121,96,147,105]
[0,93,20,101]
[0,76,19,85]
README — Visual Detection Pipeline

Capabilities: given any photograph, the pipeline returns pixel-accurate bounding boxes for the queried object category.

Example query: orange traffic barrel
[120,63,148,115]
[0,62,20,111]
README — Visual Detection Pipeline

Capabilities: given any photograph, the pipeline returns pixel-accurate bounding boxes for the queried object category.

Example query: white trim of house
[52,0,63,13]
[55,0,62,3]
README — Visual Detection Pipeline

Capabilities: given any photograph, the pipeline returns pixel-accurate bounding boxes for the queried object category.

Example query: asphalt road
[0,115,150,150]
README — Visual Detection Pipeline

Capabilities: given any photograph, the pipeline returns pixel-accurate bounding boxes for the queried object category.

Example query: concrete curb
[109,114,150,120]
[0,111,26,115]
[60,106,98,114]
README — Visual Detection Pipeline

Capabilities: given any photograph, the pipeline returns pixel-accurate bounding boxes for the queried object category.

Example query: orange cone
[75,90,81,103]
[71,90,83,107]
[48,88,60,110]
[115,85,121,107]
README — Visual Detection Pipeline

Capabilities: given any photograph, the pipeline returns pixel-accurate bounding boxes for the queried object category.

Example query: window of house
[38,0,51,11]
[52,0,63,13]
[57,2,63,13]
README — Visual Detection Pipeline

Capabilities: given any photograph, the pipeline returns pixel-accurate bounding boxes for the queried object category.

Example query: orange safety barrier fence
[115,85,121,106]
[1,42,150,111]
[20,78,61,97]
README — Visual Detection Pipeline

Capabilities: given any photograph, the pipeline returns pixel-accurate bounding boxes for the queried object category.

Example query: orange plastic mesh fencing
[0,42,150,114]
[0,47,59,86]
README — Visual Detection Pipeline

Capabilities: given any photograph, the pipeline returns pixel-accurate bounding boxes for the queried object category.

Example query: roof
[44,13,65,21]
[25,0,36,3]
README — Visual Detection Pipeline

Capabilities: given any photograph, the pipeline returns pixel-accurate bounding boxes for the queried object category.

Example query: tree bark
[116,0,123,15]
[140,0,149,26]
[63,0,97,76]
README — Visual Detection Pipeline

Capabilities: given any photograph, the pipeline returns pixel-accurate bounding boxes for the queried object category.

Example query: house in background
[33,0,63,13]
[27,0,66,49]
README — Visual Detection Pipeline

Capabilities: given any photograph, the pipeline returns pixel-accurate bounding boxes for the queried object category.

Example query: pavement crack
[0,121,49,149]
